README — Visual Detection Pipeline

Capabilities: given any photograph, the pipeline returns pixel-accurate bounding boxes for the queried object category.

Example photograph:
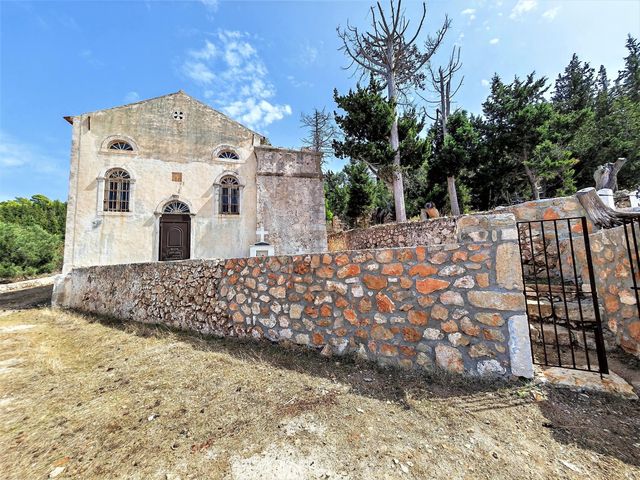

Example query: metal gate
[516,217,608,374]
[622,218,640,321]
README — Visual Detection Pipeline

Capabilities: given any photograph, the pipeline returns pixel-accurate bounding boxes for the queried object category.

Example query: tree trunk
[523,162,540,200]
[576,187,640,228]
[387,69,406,222]
[447,176,460,216]
[439,72,461,215]
[594,157,627,191]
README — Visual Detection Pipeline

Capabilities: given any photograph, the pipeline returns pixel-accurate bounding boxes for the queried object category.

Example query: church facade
[61,91,327,272]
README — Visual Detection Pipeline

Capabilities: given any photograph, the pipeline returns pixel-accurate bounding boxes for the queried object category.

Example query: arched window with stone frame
[103,168,131,212]
[219,175,241,215]
[108,140,134,151]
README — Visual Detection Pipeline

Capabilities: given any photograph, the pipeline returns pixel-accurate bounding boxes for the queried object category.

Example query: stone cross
[256,225,269,243]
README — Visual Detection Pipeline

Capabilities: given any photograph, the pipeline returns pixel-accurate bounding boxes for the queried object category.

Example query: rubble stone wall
[573,225,640,357]
[501,196,593,231]
[54,214,532,378]
[506,196,639,357]
[327,217,458,252]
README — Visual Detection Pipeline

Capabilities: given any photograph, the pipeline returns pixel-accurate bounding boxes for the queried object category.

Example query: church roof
[63,90,267,140]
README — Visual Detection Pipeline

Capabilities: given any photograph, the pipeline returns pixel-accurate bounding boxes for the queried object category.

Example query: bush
[0,221,63,279]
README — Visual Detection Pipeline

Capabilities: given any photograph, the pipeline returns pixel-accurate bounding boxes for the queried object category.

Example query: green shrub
[0,221,63,279]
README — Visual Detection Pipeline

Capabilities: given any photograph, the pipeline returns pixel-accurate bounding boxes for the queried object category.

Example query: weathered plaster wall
[62,92,326,272]
[255,146,327,255]
[54,214,532,378]
[63,92,263,271]
[327,217,457,252]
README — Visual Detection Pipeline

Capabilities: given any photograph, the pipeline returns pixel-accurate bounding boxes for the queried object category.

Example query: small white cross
[256,225,269,243]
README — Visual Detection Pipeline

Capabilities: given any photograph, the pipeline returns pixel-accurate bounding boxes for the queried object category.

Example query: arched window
[220,176,240,214]
[163,201,190,214]
[108,140,134,151]
[104,168,131,212]
[218,150,239,160]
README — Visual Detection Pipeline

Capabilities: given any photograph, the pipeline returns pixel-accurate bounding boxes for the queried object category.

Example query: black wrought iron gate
[517,217,608,374]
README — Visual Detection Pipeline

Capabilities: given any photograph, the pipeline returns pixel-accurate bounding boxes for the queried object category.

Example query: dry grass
[0,308,638,480]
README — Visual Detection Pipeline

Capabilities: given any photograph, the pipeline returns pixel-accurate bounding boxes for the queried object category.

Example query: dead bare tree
[337,0,450,222]
[300,108,338,159]
[426,46,464,215]
[594,157,627,191]
[576,187,639,228]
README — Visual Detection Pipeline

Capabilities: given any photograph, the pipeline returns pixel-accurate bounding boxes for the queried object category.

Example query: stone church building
[61,91,327,272]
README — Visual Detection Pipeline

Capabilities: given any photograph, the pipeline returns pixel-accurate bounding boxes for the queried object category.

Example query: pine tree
[333,79,429,210]
[616,35,640,102]
[333,81,395,184]
[552,53,595,114]
[344,162,374,227]
[594,65,611,119]
[324,170,348,221]
[483,74,550,199]
[428,111,478,213]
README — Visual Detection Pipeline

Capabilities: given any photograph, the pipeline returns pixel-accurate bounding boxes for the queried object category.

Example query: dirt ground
[0,284,53,310]
[0,308,639,480]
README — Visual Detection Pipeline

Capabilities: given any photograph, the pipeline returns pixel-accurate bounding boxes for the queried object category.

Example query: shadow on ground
[93,314,640,467]
[0,285,52,311]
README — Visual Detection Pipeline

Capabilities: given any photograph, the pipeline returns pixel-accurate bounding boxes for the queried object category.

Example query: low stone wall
[327,217,457,252]
[499,196,593,230]
[581,225,639,356]
[505,196,639,357]
[54,214,532,378]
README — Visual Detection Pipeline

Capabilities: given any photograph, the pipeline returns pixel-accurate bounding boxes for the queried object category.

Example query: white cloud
[542,6,560,20]
[180,31,291,130]
[189,40,217,60]
[489,38,500,45]
[287,75,314,89]
[0,131,61,174]
[124,91,139,103]
[299,43,319,66]
[461,8,476,15]
[182,61,215,85]
[481,79,490,87]
[510,0,537,19]
[200,0,218,11]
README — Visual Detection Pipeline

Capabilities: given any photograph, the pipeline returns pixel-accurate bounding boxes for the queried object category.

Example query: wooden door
[159,214,191,261]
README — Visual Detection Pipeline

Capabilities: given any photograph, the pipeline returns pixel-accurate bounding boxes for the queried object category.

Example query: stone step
[526,298,602,324]
[529,322,617,351]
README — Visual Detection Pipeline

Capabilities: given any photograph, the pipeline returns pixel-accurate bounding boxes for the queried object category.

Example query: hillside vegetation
[0,195,66,280]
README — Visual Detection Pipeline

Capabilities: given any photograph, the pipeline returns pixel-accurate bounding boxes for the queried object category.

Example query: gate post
[508,314,534,378]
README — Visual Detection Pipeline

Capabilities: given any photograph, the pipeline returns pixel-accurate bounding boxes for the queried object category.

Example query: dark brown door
[159,214,191,261]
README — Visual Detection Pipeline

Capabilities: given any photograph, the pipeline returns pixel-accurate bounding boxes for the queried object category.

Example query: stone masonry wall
[255,146,327,256]
[499,196,593,231]
[506,196,639,357]
[54,214,532,378]
[327,217,458,252]
[568,225,640,357]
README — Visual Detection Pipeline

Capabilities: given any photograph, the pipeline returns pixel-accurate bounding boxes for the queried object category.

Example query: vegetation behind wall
[0,195,66,280]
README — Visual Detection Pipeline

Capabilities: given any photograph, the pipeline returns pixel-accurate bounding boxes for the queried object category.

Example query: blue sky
[1,0,638,201]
